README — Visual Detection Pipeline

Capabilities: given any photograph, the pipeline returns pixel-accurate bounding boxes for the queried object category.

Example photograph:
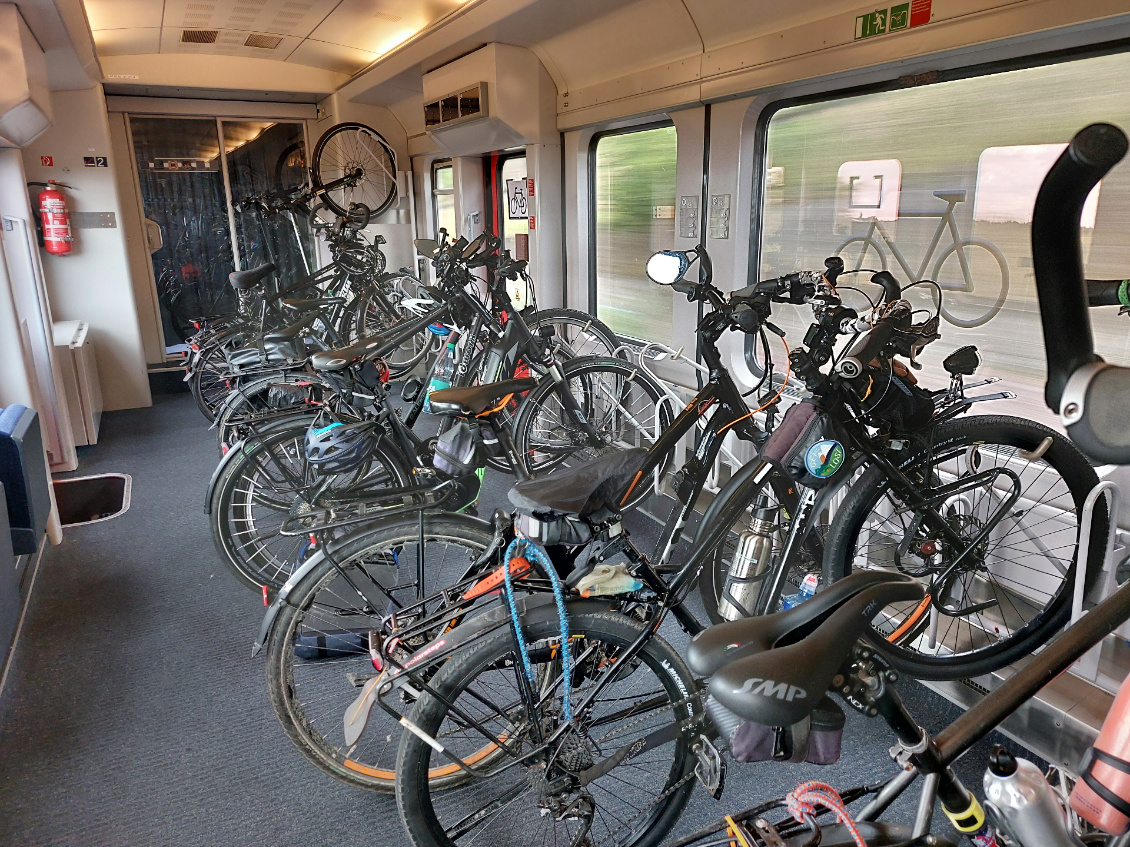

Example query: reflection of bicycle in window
[835,189,1009,328]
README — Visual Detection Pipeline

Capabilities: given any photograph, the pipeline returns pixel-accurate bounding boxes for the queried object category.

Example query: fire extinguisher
[35,180,73,255]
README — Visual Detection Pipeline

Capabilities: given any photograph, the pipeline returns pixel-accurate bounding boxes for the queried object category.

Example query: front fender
[205,438,251,513]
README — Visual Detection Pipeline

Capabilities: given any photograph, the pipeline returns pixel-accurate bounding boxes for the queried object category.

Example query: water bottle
[1071,673,1130,834]
[423,340,457,413]
[781,572,820,611]
[717,495,776,620]
[984,746,1082,847]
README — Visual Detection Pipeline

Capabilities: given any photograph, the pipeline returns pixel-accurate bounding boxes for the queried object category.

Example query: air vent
[181,29,219,44]
[372,11,402,22]
[244,33,283,49]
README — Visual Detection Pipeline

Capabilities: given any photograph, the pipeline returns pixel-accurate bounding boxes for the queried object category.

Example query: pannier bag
[706,694,844,764]
[762,400,851,489]
[859,366,935,432]
[433,420,482,477]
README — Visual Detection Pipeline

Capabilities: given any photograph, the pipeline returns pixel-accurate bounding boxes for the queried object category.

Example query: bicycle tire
[932,238,1010,329]
[822,415,1105,680]
[209,424,411,591]
[395,610,699,847]
[510,356,673,492]
[266,513,495,792]
[311,122,398,218]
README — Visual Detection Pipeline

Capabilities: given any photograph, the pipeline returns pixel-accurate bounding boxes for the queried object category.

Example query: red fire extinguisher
[38,180,73,256]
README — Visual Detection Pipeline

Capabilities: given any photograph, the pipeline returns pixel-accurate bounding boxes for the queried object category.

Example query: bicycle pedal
[693,735,726,800]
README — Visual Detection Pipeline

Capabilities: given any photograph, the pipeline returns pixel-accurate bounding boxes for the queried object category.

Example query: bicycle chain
[581,690,709,846]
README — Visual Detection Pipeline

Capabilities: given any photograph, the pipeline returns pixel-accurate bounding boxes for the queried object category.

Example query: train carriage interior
[5,0,1130,845]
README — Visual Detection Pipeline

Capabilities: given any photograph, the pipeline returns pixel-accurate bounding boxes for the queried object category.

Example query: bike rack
[1068,480,1125,684]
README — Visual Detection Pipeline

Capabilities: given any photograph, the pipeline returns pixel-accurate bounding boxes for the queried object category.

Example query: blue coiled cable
[501,537,573,722]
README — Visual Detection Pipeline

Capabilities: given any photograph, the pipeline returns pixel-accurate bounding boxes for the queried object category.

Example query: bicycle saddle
[263,310,319,345]
[428,379,537,417]
[691,571,923,727]
[228,263,277,290]
[308,333,394,372]
[508,449,648,518]
[932,189,967,202]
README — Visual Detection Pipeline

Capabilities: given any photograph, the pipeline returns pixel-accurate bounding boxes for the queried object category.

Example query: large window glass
[130,116,313,348]
[759,52,1130,427]
[593,125,678,341]
[432,161,455,238]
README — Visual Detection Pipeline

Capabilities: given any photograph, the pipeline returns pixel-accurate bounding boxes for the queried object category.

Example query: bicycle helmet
[304,420,383,474]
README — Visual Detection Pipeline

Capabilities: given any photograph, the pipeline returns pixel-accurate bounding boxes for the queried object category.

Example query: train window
[499,155,528,258]
[757,51,1130,425]
[592,124,677,342]
[432,160,455,238]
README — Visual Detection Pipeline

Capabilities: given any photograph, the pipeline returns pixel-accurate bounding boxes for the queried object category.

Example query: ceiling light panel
[91,27,162,56]
[309,0,463,54]
[82,0,163,30]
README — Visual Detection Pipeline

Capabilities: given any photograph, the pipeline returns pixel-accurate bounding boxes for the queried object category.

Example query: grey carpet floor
[0,391,1035,846]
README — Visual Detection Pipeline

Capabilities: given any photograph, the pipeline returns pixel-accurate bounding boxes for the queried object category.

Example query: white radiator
[52,321,102,447]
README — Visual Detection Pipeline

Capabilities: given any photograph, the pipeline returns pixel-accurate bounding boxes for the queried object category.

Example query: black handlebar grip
[870,271,902,304]
[837,319,897,379]
[1086,280,1126,307]
[1033,123,1128,411]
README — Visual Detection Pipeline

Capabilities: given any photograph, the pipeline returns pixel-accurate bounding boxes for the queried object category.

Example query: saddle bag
[707,694,844,765]
[762,401,851,489]
[860,367,935,432]
[433,420,482,477]
[516,512,594,547]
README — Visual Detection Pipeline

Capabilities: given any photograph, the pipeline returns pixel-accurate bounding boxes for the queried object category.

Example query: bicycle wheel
[395,610,699,847]
[209,424,411,591]
[273,140,307,194]
[511,356,672,487]
[834,235,887,274]
[524,308,622,361]
[190,339,242,422]
[312,123,398,218]
[823,415,1105,680]
[932,238,1010,329]
[266,514,495,792]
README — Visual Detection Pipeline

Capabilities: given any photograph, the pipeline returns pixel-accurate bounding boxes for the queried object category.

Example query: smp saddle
[689,571,924,727]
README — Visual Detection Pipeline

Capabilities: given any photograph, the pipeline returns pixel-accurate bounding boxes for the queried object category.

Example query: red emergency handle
[39,181,72,256]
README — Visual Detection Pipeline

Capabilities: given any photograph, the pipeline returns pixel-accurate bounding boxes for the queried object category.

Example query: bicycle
[389,122,1130,847]
[835,188,1009,328]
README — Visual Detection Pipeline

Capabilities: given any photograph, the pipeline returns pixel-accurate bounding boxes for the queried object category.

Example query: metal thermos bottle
[717,495,775,621]
[984,746,1082,847]
[1070,673,1130,834]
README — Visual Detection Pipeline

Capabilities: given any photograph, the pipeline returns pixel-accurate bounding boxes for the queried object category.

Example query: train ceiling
[81,0,470,75]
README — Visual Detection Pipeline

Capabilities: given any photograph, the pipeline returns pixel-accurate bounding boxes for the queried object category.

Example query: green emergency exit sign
[855,0,928,40]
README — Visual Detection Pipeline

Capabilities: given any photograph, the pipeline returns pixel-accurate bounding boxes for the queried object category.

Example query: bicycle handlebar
[1033,122,1130,464]
[1087,279,1128,307]
[837,318,898,378]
